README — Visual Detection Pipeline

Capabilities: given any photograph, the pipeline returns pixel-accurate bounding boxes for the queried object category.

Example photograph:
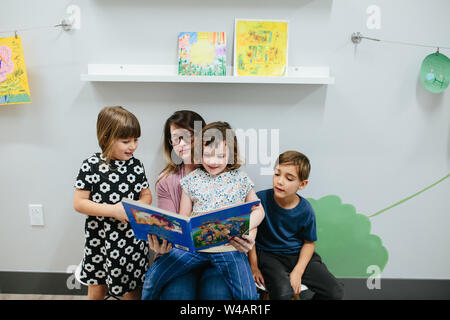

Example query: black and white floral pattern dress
[74,153,150,296]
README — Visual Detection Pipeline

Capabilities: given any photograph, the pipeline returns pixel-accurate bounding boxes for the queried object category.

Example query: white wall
[0,0,449,279]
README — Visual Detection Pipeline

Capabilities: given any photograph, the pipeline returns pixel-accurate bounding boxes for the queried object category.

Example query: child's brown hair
[276,150,311,181]
[97,106,141,162]
[198,121,241,171]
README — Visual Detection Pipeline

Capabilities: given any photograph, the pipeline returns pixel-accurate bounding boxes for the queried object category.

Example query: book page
[122,198,194,251]
[189,200,259,251]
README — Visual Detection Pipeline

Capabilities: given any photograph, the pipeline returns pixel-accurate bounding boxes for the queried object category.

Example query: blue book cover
[121,198,260,252]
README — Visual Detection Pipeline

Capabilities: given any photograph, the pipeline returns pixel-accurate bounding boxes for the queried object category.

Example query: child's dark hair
[276,150,311,181]
[97,106,141,162]
[199,121,241,171]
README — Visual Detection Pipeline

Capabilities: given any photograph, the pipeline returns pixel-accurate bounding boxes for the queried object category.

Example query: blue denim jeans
[159,266,233,300]
[142,248,258,300]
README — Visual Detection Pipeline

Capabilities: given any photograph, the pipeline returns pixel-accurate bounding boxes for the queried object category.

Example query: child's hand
[147,234,172,255]
[112,202,129,223]
[228,234,254,253]
[251,266,265,288]
[289,271,303,295]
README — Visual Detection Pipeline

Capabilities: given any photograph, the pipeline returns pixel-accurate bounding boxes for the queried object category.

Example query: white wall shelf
[80,64,335,85]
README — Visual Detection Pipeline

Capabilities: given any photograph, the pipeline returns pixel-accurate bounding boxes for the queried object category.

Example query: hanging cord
[351,32,450,51]
[0,23,71,36]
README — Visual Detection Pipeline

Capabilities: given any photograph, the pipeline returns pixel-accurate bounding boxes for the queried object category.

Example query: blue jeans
[142,248,258,300]
[159,266,233,300]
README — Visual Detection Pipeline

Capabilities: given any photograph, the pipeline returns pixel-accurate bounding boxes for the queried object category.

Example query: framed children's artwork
[234,19,289,77]
[178,32,226,76]
[0,36,31,105]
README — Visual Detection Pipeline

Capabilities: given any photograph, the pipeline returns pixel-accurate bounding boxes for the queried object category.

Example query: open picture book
[121,198,260,252]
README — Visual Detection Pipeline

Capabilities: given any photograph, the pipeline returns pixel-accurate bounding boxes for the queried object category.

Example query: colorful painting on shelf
[0,36,31,105]
[234,19,288,77]
[178,32,226,76]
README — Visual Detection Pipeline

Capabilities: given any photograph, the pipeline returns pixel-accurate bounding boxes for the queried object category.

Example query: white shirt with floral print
[180,168,255,253]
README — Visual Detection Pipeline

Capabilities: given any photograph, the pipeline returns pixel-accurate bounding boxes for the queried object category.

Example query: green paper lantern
[420,52,450,93]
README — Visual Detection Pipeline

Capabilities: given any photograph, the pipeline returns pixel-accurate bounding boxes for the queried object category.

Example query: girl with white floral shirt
[142,121,265,300]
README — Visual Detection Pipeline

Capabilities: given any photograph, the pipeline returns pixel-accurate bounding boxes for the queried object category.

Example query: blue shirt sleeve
[302,208,318,242]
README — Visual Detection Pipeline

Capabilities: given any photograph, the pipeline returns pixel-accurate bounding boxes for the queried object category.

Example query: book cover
[121,198,260,251]
[178,32,226,76]
[234,19,289,77]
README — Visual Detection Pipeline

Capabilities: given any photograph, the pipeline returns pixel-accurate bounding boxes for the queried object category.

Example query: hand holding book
[147,234,172,254]
[227,234,255,253]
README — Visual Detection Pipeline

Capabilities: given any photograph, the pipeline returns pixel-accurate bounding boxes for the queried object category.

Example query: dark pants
[257,249,344,300]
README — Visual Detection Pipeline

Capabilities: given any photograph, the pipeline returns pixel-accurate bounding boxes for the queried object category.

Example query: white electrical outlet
[29,204,44,226]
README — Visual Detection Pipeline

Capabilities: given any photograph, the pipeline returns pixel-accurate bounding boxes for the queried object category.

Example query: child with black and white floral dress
[73,106,152,300]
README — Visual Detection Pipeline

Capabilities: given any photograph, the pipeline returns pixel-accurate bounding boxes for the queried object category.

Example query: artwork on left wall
[0,36,31,105]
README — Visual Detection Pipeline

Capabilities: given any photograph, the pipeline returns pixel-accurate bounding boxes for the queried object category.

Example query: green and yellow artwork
[178,32,226,76]
[234,19,288,76]
[0,36,31,105]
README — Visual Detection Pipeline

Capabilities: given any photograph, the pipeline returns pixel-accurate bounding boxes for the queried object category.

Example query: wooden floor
[0,294,86,300]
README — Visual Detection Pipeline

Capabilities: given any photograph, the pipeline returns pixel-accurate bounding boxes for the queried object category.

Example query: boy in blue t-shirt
[249,151,344,300]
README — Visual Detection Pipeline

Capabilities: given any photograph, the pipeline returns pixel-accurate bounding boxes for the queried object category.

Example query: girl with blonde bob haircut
[97,106,141,164]
[74,106,151,300]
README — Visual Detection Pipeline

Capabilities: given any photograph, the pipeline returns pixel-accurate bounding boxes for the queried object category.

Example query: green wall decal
[306,174,449,278]
[308,195,389,278]
[369,173,450,218]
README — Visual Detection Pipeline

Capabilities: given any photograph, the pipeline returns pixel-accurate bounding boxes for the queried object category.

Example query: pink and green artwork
[0,36,31,105]
[178,32,226,76]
